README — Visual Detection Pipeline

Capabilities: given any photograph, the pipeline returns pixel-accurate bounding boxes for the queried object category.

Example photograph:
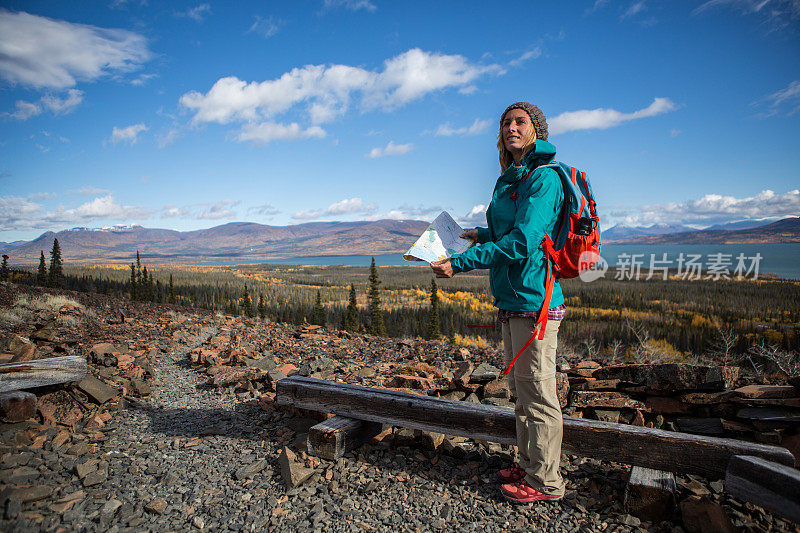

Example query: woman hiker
[431,102,566,504]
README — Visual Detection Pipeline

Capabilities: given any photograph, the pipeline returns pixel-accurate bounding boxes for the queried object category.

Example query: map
[403,211,474,263]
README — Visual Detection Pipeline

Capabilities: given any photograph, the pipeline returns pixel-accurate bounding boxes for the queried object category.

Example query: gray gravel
[1,326,789,532]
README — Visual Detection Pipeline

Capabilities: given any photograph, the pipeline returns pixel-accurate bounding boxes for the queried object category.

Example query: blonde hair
[497,123,537,173]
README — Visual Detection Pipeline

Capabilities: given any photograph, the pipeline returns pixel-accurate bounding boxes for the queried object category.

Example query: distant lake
[208,243,800,280]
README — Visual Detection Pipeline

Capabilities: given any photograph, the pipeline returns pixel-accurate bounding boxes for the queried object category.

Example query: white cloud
[250,204,280,217]
[323,0,377,12]
[6,100,42,120]
[366,141,413,158]
[0,196,45,231]
[433,118,491,137]
[758,80,800,116]
[613,189,800,227]
[459,204,487,226]
[176,4,211,22]
[196,200,238,220]
[248,15,281,38]
[237,122,326,145]
[692,0,799,31]
[131,73,157,86]
[4,89,84,120]
[109,123,148,145]
[292,197,377,220]
[160,200,239,220]
[549,97,677,135]
[0,10,151,89]
[670,128,681,137]
[28,192,56,200]
[41,89,83,114]
[180,48,501,133]
[0,194,149,231]
[508,48,542,67]
[68,186,111,195]
[621,1,646,20]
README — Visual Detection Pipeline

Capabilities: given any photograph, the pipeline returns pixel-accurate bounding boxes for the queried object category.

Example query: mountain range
[607,217,800,245]
[2,216,798,264]
[2,220,429,263]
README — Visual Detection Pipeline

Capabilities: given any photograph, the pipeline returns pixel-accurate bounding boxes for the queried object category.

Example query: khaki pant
[502,317,565,495]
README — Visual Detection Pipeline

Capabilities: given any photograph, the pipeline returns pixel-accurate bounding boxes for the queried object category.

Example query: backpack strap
[500,233,558,376]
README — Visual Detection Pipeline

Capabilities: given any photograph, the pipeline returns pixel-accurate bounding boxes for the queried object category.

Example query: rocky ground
[0,282,797,532]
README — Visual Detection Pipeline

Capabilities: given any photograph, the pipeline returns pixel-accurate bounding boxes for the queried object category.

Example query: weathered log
[276,376,795,479]
[0,391,37,422]
[0,356,87,393]
[624,466,676,522]
[307,415,385,460]
[725,455,800,523]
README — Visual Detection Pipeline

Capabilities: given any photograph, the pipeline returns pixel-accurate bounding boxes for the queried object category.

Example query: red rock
[631,410,646,426]
[0,391,37,422]
[276,363,297,376]
[415,362,444,378]
[37,391,83,427]
[116,353,135,368]
[569,368,599,378]
[556,372,569,408]
[734,384,796,399]
[645,396,691,415]
[209,367,262,387]
[258,392,277,411]
[9,343,36,363]
[679,391,734,405]
[483,379,510,400]
[679,496,735,533]
[594,364,739,392]
[386,374,437,390]
[51,430,70,449]
[576,360,601,369]
[570,391,646,410]
[573,379,620,391]
[90,342,115,358]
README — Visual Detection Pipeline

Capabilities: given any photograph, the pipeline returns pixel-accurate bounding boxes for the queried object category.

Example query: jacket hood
[499,140,557,183]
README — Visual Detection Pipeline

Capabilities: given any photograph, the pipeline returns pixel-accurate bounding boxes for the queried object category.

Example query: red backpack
[501,162,601,376]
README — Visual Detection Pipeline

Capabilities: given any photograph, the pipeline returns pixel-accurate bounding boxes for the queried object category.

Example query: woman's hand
[460,228,479,242]
[431,259,454,278]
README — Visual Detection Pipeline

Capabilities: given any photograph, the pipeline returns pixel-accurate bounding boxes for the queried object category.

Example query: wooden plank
[307,415,385,460]
[277,376,795,479]
[0,356,87,393]
[725,455,800,523]
[0,391,37,422]
[624,466,676,522]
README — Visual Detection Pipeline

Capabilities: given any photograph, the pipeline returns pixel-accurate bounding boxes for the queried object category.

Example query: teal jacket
[450,140,564,312]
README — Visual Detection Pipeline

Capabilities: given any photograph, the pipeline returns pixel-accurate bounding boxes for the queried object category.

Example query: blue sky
[1,0,799,242]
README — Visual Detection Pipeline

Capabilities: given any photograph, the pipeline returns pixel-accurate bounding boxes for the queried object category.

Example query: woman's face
[501,108,536,159]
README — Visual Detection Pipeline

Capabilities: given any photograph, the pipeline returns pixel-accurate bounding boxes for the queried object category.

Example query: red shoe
[497,463,526,483]
[501,479,563,504]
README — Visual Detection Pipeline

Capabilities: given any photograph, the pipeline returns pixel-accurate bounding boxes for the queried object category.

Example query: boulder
[470,363,500,384]
[278,447,314,488]
[593,364,739,392]
[570,391,646,410]
[78,375,119,405]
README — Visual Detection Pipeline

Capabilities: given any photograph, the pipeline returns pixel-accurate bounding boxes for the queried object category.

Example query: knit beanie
[500,102,548,142]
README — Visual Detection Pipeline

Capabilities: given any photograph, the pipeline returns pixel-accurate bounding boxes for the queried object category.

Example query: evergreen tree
[258,294,266,321]
[129,263,137,300]
[241,284,253,317]
[168,274,176,304]
[367,257,386,336]
[156,279,163,303]
[135,251,142,300]
[344,284,359,331]
[0,254,8,281]
[312,290,326,326]
[142,266,149,301]
[48,238,63,288]
[37,251,47,285]
[426,278,441,340]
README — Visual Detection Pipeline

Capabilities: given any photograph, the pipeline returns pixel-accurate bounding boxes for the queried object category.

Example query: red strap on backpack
[501,234,558,376]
